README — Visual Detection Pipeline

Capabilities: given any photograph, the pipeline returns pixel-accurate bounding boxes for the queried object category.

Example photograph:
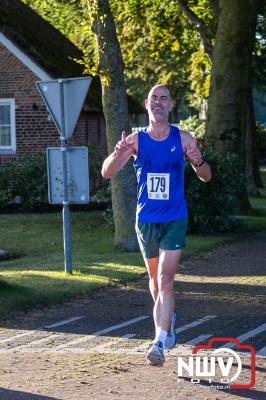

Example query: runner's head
[147,84,172,100]
[145,85,173,123]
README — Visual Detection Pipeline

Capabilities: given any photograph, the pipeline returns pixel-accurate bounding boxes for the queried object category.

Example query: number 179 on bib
[147,173,170,200]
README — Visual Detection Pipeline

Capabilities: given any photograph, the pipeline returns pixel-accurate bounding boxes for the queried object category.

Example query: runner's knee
[158,273,174,293]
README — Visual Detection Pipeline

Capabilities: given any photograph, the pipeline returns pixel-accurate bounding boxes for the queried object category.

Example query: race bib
[147,173,170,200]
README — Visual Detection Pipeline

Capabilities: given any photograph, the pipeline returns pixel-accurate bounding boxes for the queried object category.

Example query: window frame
[0,98,16,153]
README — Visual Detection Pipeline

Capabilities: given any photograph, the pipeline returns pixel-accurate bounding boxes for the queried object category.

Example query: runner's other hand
[114,131,135,156]
[186,139,202,165]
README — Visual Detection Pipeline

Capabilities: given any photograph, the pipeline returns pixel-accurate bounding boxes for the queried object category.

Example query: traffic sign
[36,77,92,139]
[47,147,89,204]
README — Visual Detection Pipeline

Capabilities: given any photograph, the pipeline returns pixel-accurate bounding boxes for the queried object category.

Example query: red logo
[192,337,256,389]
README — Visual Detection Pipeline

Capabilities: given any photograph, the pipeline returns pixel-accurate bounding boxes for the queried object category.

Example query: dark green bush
[0,154,48,210]
[178,116,206,140]
[0,165,11,208]
[103,205,115,232]
[12,154,48,209]
[256,122,266,165]
[185,147,244,233]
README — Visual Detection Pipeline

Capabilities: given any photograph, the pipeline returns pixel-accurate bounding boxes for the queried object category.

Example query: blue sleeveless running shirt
[133,125,188,223]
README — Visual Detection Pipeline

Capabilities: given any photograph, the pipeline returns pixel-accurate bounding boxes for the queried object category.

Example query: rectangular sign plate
[47,146,89,204]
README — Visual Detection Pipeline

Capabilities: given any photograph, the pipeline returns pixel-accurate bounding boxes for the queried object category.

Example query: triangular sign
[36,77,92,139]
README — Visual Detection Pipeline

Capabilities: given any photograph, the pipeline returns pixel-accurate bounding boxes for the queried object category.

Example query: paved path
[0,231,265,399]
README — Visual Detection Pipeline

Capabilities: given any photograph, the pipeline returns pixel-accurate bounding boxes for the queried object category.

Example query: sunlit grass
[175,274,266,286]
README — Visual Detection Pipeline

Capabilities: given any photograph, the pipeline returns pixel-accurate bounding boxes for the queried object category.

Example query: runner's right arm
[101,132,137,179]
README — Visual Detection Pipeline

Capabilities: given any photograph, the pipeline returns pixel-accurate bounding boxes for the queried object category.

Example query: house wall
[0,42,59,163]
[73,110,107,156]
[0,43,108,183]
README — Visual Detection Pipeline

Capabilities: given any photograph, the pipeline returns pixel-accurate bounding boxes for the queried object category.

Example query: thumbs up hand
[114,131,135,157]
[185,138,202,165]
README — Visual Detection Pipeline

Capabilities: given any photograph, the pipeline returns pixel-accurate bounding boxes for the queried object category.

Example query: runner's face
[145,87,172,123]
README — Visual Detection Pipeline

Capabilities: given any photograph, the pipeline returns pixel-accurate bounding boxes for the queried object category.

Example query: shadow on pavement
[182,231,266,278]
[0,278,265,335]
[0,388,59,399]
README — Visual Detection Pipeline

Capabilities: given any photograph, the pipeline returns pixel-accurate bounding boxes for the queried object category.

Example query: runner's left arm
[181,131,212,183]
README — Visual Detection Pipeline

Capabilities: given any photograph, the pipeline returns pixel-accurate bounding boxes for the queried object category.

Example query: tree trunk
[253,134,264,188]
[245,3,263,194]
[251,96,263,189]
[88,0,138,251]
[246,87,263,194]
[206,0,259,211]
[246,88,258,195]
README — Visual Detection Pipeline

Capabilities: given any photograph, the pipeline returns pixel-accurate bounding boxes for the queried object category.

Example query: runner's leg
[154,250,181,332]
[144,257,159,302]
[143,257,160,336]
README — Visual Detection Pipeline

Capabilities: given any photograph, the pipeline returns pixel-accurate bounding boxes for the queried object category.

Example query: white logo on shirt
[171,146,176,152]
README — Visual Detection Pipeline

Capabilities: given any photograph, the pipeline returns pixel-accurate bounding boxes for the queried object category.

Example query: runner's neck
[147,123,170,140]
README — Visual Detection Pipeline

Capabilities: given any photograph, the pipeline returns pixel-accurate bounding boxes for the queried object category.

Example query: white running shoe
[164,311,177,350]
[146,341,165,366]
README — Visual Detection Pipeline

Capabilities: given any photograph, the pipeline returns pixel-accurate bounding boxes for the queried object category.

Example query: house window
[0,99,16,152]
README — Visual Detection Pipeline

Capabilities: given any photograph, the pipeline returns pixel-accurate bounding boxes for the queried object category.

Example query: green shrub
[178,116,206,140]
[0,165,12,208]
[0,154,48,210]
[103,205,115,232]
[256,122,266,165]
[185,147,244,233]
[12,154,48,209]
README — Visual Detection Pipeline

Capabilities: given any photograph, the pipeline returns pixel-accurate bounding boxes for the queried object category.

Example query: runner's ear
[169,99,173,112]
[144,98,148,109]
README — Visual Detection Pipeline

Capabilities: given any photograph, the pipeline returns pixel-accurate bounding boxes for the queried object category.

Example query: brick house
[0,0,143,189]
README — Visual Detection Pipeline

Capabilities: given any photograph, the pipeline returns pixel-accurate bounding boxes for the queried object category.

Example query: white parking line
[166,335,213,355]
[92,333,136,352]
[130,315,216,352]
[0,330,38,344]
[44,316,85,329]
[52,315,149,351]
[221,323,266,349]
[257,345,266,356]
[8,334,62,351]
[0,316,85,344]
[175,315,216,334]
[185,334,213,346]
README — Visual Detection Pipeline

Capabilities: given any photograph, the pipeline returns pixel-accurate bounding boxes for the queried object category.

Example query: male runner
[101,84,211,366]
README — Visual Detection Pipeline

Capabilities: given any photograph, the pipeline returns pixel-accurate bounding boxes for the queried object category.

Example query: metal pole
[59,79,72,274]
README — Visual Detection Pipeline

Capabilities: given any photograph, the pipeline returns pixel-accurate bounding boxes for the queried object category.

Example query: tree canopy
[22,0,265,111]
[22,0,266,206]
[22,0,217,111]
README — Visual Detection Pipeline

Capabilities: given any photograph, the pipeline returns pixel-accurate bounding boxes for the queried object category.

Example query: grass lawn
[0,171,265,316]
